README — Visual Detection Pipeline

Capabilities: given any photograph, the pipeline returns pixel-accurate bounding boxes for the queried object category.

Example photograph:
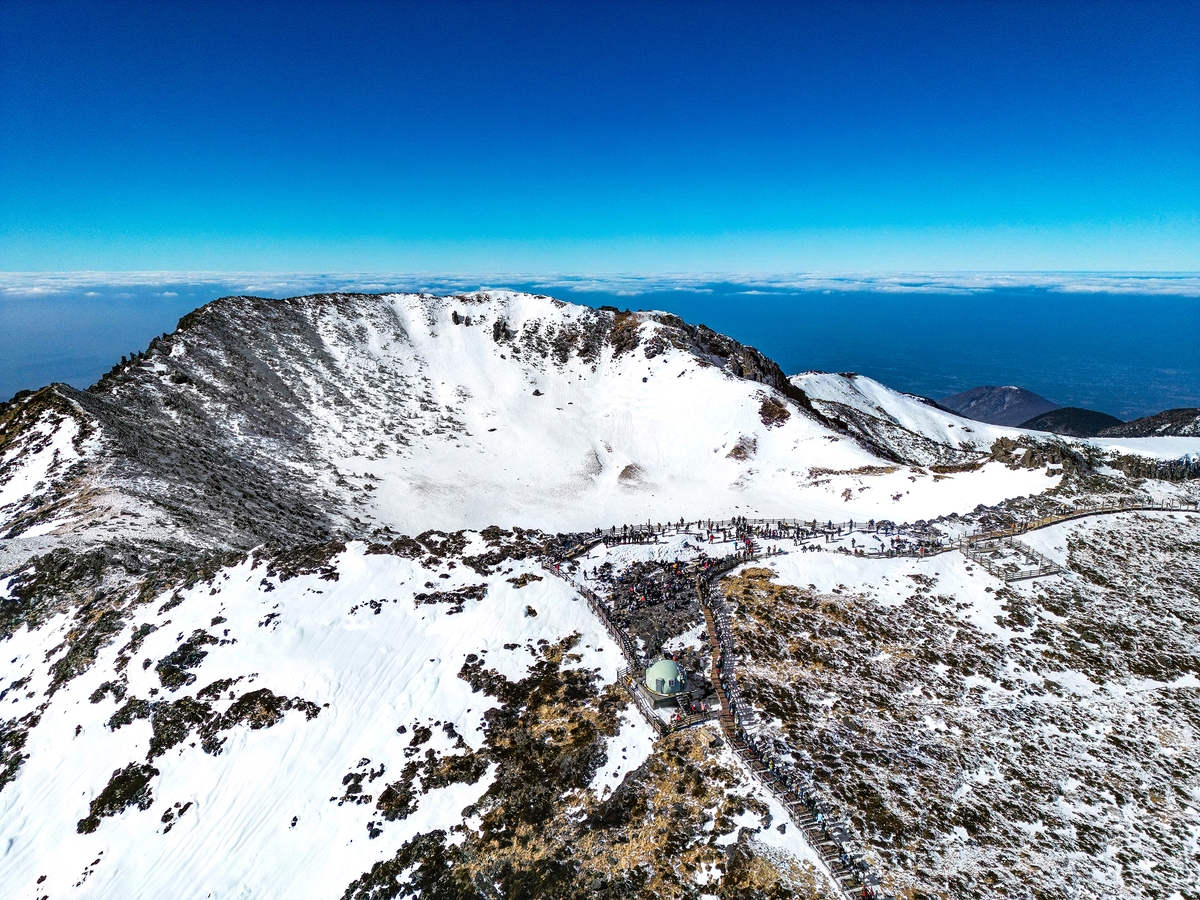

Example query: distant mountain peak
[939,385,1059,426]
[1020,407,1123,437]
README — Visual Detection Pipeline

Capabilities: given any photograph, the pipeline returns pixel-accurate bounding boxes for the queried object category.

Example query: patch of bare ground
[759,396,791,428]
[342,635,829,900]
[727,436,758,461]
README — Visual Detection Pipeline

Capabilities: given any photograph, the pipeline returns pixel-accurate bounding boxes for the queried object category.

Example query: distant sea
[2,274,1198,421]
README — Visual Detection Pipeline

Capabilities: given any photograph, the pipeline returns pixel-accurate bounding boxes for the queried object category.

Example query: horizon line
[4,270,1200,298]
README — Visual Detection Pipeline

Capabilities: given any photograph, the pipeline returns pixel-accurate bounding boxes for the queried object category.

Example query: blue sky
[2,0,1198,272]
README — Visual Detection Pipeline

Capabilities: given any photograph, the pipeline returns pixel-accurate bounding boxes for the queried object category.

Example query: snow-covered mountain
[2,292,1063,554]
[791,371,1013,465]
[1100,406,1200,437]
[3,291,1199,900]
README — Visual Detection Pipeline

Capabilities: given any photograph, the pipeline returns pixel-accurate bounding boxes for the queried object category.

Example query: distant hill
[939,385,1059,426]
[1099,408,1200,437]
[1020,407,1123,437]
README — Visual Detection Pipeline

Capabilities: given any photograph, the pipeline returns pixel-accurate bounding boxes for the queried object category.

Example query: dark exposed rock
[988,436,1085,473]
[155,630,219,690]
[0,716,31,793]
[108,684,321,761]
[413,584,488,615]
[77,762,160,834]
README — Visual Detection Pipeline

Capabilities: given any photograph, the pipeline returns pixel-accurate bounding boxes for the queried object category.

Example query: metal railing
[960,499,1197,546]
[962,537,1063,582]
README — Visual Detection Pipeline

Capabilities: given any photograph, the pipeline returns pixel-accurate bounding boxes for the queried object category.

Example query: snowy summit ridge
[2,290,1065,550]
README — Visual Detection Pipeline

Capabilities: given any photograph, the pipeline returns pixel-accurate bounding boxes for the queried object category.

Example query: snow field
[576,530,740,573]
[0,540,643,900]
[300,292,1057,532]
[749,541,1024,637]
[1087,436,1200,461]
[5,290,1200,897]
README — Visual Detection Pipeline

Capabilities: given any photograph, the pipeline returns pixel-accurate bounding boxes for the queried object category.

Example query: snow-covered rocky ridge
[1,291,1086,555]
[791,372,1011,465]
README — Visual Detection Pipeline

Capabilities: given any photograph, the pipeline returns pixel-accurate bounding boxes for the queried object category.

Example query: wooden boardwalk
[544,538,898,896]
[963,537,1063,581]
[959,498,1197,547]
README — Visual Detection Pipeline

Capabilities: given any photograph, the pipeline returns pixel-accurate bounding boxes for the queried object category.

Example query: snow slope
[0,538,645,899]
[0,391,103,540]
[1086,435,1200,461]
[794,371,1200,479]
[2,527,847,899]
[793,371,1014,463]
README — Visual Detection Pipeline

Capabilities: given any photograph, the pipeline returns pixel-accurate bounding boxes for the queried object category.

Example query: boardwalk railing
[960,499,1197,546]
[594,500,1199,559]
[963,538,1063,582]
[615,666,665,735]
[543,562,642,670]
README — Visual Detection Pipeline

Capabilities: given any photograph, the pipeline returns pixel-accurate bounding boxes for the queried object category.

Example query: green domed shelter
[644,658,686,697]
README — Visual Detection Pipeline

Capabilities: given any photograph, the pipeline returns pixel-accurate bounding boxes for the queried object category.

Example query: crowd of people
[666,698,713,729]
[734,727,881,895]
[576,515,946,563]
[702,564,888,899]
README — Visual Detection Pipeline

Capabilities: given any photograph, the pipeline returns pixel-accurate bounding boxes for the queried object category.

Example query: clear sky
[2,0,1197,272]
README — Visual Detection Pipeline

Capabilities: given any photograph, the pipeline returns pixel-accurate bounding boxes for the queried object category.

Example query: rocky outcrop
[989,436,1086,473]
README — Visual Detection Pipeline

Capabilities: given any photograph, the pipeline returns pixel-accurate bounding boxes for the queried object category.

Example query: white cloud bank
[1,271,1199,298]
